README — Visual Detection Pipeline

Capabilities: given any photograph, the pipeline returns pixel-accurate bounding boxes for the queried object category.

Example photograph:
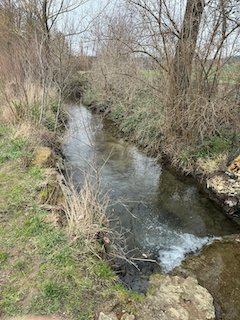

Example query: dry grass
[37,167,117,260]
[39,169,128,263]
[59,174,111,254]
[12,122,57,153]
[0,82,42,124]
[196,153,228,175]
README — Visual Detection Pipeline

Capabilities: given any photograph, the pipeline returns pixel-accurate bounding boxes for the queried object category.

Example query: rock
[225,171,235,178]
[104,296,120,313]
[228,155,240,173]
[205,174,240,223]
[173,235,240,320]
[99,312,113,320]
[99,312,118,320]
[225,199,237,207]
[122,314,135,320]
[31,147,56,168]
[139,274,215,320]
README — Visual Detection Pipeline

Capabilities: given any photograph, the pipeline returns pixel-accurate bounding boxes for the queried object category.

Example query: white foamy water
[158,232,217,273]
[137,213,218,273]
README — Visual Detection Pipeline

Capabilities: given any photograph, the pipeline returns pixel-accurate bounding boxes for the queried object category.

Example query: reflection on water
[63,103,240,291]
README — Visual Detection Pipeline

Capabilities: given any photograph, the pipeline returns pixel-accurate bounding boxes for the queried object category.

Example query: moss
[31,147,56,168]
[39,186,54,202]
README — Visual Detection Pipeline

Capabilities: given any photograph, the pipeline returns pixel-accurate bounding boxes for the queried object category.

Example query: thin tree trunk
[35,29,46,125]
[42,0,50,54]
[54,89,62,134]
[39,76,45,124]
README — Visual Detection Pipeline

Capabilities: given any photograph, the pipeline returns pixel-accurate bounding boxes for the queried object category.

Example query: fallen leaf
[116,312,123,320]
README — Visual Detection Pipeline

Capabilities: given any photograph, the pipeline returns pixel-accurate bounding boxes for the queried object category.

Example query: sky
[57,0,240,57]
[55,0,115,54]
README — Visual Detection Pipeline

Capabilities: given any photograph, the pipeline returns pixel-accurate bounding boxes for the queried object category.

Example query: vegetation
[1,0,240,318]
[83,57,240,175]
[79,0,240,177]
[0,2,143,318]
[0,125,143,319]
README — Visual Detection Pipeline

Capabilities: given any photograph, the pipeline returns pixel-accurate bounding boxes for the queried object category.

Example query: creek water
[63,103,240,292]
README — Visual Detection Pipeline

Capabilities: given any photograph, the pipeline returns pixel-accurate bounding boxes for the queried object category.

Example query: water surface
[63,103,240,291]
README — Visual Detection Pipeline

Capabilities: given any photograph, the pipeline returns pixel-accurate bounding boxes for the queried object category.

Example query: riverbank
[1,94,240,320]
[82,88,240,226]
[80,85,240,319]
[0,113,143,320]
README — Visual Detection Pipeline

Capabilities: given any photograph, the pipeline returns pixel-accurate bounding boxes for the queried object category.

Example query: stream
[63,102,240,293]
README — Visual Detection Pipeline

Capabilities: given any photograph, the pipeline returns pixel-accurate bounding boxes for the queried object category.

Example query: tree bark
[170,0,205,113]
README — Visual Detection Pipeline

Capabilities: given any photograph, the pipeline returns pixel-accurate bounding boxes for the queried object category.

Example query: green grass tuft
[0,136,30,163]
[0,251,8,263]
[93,261,114,279]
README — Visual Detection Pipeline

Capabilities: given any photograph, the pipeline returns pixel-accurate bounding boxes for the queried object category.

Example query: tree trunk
[42,0,50,53]
[170,0,205,134]
[54,88,62,134]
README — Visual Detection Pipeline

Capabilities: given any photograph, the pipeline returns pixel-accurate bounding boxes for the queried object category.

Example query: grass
[211,61,240,84]
[93,261,114,279]
[0,134,30,163]
[109,92,165,153]
[170,131,240,174]
[0,124,144,320]
[141,61,240,83]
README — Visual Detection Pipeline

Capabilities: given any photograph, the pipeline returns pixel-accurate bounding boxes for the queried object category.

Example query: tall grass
[60,174,110,246]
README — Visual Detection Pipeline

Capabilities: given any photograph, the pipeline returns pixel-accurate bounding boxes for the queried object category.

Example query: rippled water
[63,103,240,292]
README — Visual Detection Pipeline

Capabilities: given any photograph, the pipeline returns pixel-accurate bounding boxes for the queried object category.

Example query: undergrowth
[83,79,240,176]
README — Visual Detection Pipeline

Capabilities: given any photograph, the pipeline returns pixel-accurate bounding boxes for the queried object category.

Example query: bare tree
[0,0,98,126]
[19,0,91,125]
[170,1,204,109]
[86,0,240,147]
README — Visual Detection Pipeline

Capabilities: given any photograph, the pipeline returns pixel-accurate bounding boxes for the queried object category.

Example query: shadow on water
[63,102,240,293]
